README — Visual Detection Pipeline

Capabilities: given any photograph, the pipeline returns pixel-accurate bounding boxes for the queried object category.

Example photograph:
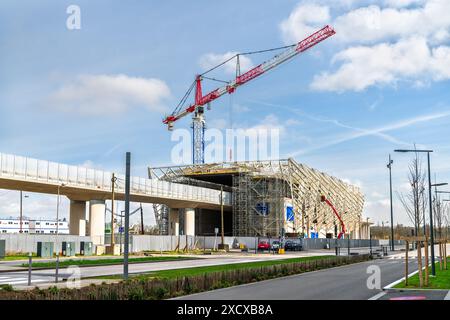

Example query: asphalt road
[0,254,318,288]
[175,257,420,300]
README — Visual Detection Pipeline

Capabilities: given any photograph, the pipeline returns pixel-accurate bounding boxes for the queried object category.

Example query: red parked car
[258,241,270,251]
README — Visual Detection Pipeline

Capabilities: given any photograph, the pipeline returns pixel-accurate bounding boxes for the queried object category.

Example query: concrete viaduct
[0,153,231,244]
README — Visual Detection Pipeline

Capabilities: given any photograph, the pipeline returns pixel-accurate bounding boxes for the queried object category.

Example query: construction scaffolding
[149,158,365,238]
[232,168,289,237]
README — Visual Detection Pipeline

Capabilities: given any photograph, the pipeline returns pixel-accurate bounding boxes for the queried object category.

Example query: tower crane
[163,25,336,164]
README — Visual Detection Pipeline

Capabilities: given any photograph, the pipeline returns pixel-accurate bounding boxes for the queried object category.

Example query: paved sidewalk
[377,289,450,300]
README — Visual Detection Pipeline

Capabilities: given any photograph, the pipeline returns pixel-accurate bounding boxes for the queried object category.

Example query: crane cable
[171,43,297,117]
[199,43,296,76]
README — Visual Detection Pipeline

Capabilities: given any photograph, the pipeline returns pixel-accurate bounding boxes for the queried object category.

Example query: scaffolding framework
[149,158,365,237]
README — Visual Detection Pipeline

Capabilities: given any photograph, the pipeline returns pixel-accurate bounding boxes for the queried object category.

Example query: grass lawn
[2,254,38,261]
[395,257,450,290]
[95,255,334,280]
[21,255,195,268]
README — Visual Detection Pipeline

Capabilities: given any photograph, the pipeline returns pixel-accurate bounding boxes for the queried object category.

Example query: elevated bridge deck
[0,153,231,210]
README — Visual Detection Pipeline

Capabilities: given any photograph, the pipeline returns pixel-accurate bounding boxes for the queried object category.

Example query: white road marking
[368,291,387,300]
[0,277,26,283]
[383,269,420,289]
[0,277,47,285]
[444,291,450,301]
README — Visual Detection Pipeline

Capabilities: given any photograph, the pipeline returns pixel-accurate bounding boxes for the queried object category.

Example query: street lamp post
[387,155,395,251]
[394,149,436,276]
[55,183,65,283]
[19,191,29,234]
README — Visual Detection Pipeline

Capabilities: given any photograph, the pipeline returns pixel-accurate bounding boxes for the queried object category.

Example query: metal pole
[220,186,224,246]
[123,152,131,280]
[335,224,338,256]
[427,152,436,276]
[120,213,123,255]
[55,185,61,283]
[27,252,32,286]
[434,185,438,237]
[19,190,23,233]
[347,234,350,256]
[111,173,115,246]
[388,155,395,251]
[140,203,144,235]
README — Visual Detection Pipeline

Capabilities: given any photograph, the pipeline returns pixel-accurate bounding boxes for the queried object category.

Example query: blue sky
[1,0,450,227]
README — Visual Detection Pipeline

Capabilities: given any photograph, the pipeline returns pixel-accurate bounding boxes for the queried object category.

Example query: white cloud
[281,1,450,45]
[311,37,450,92]
[199,52,254,75]
[0,190,70,221]
[280,0,450,91]
[384,0,425,8]
[47,74,171,115]
[280,3,331,44]
[334,2,450,44]
[247,114,285,133]
[342,178,363,189]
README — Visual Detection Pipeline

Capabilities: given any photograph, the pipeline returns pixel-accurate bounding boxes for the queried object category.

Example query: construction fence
[0,234,405,254]
[0,234,91,254]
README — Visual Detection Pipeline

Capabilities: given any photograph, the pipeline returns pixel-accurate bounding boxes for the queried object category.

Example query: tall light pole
[111,173,116,247]
[220,185,224,247]
[123,152,131,280]
[387,155,395,251]
[19,191,29,234]
[395,149,436,276]
[55,183,65,283]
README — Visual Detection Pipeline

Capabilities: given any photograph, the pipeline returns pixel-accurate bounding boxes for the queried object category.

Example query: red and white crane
[163,25,336,164]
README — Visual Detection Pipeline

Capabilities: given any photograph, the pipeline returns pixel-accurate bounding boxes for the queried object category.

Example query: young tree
[397,154,427,236]
[433,195,446,240]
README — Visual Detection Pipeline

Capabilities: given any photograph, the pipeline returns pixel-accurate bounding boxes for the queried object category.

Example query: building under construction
[149,158,365,239]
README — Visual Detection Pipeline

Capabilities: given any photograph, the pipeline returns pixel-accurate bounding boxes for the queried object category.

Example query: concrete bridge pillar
[169,208,179,236]
[89,200,105,245]
[69,200,86,236]
[185,208,195,236]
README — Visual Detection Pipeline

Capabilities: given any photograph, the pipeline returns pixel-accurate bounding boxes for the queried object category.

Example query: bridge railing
[0,153,231,205]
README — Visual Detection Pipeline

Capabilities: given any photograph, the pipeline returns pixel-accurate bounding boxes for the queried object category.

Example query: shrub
[48,286,59,295]
[0,284,13,292]
[153,287,168,299]
[127,286,145,300]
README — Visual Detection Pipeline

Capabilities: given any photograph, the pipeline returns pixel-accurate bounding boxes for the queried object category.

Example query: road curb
[383,269,420,290]
[0,257,198,273]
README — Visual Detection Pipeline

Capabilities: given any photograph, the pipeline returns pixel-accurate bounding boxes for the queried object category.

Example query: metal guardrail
[0,153,231,206]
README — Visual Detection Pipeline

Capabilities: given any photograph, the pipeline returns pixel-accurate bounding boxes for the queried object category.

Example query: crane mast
[163,25,336,164]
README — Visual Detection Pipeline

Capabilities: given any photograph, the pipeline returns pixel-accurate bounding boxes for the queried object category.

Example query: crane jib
[163,25,335,126]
